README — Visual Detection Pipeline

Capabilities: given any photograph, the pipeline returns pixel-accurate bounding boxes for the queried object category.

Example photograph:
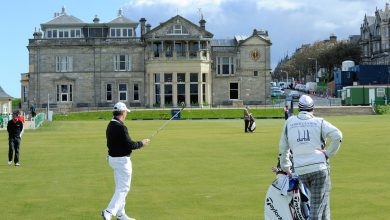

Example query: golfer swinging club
[102,102,150,220]
[278,95,342,219]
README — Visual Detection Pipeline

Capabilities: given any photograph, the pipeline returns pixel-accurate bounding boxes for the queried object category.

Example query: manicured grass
[52,108,285,121]
[0,115,389,219]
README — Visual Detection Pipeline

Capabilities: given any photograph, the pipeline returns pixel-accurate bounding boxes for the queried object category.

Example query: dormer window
[167,24,189,35]
[110,28,134,37]
[46,29,81,38]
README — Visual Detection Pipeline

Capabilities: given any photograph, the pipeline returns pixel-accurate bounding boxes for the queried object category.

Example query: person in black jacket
[7,110,24,166]
[102,102,150,220]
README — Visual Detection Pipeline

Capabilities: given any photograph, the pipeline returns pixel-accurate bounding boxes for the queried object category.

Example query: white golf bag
[264,174,310,220]
[248,114,256,132]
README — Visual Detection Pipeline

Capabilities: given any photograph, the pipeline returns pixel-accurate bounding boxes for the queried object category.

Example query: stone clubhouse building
[21,7,272,112]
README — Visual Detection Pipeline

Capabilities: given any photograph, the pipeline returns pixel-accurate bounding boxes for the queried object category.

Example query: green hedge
[53,108,285,121]
[375,105,390,114]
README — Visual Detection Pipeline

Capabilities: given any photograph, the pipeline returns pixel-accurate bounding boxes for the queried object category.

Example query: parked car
[271,90,285,98]
[288,90,301,99]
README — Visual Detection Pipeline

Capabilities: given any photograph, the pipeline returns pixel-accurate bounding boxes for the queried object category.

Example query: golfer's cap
[298,95,314,111]
[12,110,20,116]
[113,102,130,112]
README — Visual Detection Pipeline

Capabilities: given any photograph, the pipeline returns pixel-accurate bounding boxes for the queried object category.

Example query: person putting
[102,102,150,220]
[278,95,342,220]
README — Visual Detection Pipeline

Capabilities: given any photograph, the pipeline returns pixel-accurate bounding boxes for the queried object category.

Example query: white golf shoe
[117,213,135,220]
[8,161,12,166]
[101,210,112,220]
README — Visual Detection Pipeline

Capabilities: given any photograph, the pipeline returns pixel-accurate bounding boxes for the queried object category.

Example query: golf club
[148,103,185,140]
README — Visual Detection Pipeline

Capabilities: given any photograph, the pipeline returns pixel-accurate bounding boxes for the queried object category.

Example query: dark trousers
[244,120,250,132]
[8,137,21,163]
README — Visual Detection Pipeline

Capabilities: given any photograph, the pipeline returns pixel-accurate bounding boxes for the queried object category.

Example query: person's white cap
[113,102,130,112]
[298,95,314,111]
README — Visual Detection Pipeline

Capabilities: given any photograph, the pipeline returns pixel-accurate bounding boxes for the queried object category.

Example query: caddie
[278,95,342,220]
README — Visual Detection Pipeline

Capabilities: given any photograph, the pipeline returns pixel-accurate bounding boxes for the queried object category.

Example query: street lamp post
[281,70,288,86]
[308,58,318,82]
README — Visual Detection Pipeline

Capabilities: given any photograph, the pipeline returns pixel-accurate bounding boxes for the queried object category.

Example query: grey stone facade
[360,3,390,65]
[21,7,271,112]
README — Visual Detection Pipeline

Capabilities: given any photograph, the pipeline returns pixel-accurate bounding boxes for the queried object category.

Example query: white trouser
[106,156,132,216]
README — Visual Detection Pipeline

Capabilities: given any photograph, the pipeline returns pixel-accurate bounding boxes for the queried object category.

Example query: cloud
[256,0,304,11]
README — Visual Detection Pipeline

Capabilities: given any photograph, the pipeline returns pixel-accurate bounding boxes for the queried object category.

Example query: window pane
[177,73,185,82]
[155,84,160,95]
[61,85,68,93]
[76,30,81,37]
[164,73,172,83]
[190,73,198,82]
[230,90,238,99]
[154,74,160,83]
[71,30,75,37]
[119,92,126,101]
[59,31,63,38]
[111,29,115,37]
[107,92,112,101]
[222,65,229,74]
[53,30,57,38]
[107,84,112,91]
[61,94,68,101]
[222,57,229,64]
[47,30,52,38]
[177,84,185,94]
[230,83,238,90]
[128,29,133,36]
[116,29,121,37]
[165,84,172,94]
[119,84,127,91]
[123,29,128,37]
[64,31,69,38]
[190,84,198,93]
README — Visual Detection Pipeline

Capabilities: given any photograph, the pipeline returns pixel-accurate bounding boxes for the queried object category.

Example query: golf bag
[264,154,310,220]
[248,114,256,132]
[264,175,310,220]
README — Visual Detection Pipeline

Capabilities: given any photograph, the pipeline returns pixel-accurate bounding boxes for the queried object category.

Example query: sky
[0,0,389,98]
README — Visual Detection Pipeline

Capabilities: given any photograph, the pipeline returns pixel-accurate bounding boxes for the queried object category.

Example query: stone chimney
[330,34,337,43]
[146,24,151,33]
[93,15,100,23]
[33,27,42,39]
[140,18,146,36]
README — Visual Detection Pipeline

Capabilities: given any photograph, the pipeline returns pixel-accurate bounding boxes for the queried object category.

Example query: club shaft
[149,107,184,139]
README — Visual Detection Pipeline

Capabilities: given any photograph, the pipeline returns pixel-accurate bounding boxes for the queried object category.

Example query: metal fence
[0,114,11,128]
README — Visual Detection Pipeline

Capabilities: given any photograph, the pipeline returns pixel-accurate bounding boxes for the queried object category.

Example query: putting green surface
[0,115,389,219]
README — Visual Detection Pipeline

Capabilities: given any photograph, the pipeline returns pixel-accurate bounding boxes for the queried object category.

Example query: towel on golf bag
[264,174,310,220]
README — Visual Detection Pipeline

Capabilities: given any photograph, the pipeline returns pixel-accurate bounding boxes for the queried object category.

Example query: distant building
[0,86,13,114]
[22,7,271,112]
[360,3,390,64]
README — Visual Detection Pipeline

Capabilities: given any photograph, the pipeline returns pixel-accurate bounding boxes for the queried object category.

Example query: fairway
[1,115,390,219]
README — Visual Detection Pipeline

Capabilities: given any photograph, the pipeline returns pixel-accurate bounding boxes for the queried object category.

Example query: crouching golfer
[278,95,342,220]
[102,102,150,220]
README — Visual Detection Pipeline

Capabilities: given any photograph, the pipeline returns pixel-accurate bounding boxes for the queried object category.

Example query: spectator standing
[284,105,290,120]
[7,110,24,166]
